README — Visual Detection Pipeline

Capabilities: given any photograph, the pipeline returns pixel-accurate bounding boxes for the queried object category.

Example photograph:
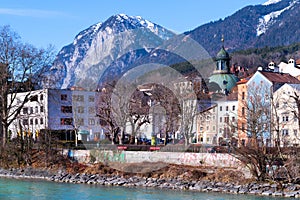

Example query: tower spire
[221,34,225,48]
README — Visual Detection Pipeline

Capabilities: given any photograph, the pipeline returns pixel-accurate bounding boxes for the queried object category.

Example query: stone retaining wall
[65,149,242,168]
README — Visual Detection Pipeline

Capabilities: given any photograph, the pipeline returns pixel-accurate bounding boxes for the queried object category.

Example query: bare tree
[234,83,276,181]
[0,25,54,147]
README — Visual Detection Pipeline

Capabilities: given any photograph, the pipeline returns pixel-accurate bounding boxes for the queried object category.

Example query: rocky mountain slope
[44,14,175,90]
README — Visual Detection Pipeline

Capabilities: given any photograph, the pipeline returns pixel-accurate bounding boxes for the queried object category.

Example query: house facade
[237,68,300,147]
[273,83,300,146]
[8,88,103,142]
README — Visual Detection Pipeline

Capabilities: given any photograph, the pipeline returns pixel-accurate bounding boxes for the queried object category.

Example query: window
[97,119,101,125]
[232,105,235,111]
[73,95,84,102]
[88,118,95,125]
[30,107,33,114]
[242,123,245,132]
[61,118,73,125]
[294,129,298,137]
[232,127,236,133]
[61,106,72,113]
[88,107,95,114]
[220,117,222,123]
[242,92,245,100]
[35,118,38,125]
[213,126,216,131]
[61,94,67,101]
[282,129,289,136]
[206,126,209,131]
[23,107,28,115]
[89,96,95,102]
[77,106,84,113]
[242,107,245,116]
[276,102,279,108]
[241,139,245,146]
[35,106,38,113]
[23,119,28,125]
[30,95,38,102]
[40,106,44,113]
[206,137,210,142]
[40,94,44,101]
[40,118,44,125]
[30,118,33,125]
[232,116,236,122]
[220,106,222,111]
[76,118,84,126]
[282,116,289,122]
[224,116,229,123]
[226,106,229,111]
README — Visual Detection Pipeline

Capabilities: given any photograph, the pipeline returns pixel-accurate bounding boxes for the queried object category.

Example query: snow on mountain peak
[263,0,282,5]
[257,0,298,36]
[109,14,173,40]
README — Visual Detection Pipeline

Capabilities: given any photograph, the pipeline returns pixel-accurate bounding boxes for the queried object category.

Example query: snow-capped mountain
[263,0,283,6]
[44,14,175,90]
[257,0,298,36]
[43,0,300,90]
[186,0,300,55]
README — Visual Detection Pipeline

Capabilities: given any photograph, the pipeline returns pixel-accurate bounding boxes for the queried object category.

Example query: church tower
[208,36,239,95]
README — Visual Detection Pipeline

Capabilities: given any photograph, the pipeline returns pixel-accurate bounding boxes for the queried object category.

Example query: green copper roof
[209,73,239,92]
[216,46,230,60]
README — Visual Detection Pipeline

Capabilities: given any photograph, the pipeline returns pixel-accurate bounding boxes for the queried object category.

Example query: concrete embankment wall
[64,149,242,169]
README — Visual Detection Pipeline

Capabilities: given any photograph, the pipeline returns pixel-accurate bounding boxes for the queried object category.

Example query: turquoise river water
[0,178,290,200]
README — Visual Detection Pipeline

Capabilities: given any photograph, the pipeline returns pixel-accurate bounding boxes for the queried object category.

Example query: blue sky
[0,0,266,53]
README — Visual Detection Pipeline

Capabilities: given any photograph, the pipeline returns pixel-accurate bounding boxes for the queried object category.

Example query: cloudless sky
[0,0,267,53]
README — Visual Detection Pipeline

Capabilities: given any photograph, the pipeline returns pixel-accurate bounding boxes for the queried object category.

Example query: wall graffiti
[71,150,242,169]
[178,152,241,168]
[90,150,126,164]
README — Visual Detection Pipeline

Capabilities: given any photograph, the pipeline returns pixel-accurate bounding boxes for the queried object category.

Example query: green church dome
[216,46,230,60]
[209,73,239,92]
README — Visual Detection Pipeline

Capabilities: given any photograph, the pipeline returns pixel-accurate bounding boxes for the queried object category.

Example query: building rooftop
[260,71,300,84]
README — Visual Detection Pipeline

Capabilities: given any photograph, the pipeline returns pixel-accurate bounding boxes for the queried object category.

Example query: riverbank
[0,164,299,198]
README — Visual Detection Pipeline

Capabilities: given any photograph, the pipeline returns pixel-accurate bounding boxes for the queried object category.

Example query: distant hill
[186,0,300,56]
[230,42,300,71]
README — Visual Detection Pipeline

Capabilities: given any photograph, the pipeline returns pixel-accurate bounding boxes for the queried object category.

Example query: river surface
[0,178,289,200]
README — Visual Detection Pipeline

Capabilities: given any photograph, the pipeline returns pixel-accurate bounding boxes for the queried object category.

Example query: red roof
[260,71,300,84]
[237,78,248,84]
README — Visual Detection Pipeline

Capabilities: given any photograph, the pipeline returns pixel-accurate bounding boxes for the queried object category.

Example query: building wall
[237,81,248,146]
[243,71,273,146]
[278,59,300,77]
[8,89,103,141]
[8,89,47,138]
[273,84,300,146]
[197,106,217,144]
[216,100,238,144]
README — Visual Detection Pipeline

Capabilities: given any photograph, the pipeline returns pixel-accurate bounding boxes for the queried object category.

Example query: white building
[197,94,238,146]
[278,58,300,78]
[8,88,103,142]
[197,104,218,144]
[215,95,238,145]
[273,83,300,146]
